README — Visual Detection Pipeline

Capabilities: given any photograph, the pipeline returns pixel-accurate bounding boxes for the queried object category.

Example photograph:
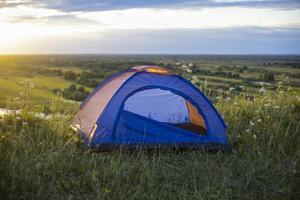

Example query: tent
[71,66,229,151]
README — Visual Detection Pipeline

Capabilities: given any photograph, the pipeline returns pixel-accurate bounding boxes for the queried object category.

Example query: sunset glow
[0,0,299,54]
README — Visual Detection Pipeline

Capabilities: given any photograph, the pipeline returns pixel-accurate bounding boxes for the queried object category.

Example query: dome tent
[71,66,229,151]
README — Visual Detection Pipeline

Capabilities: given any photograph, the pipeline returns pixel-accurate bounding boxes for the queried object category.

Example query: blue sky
[0,0,299,54]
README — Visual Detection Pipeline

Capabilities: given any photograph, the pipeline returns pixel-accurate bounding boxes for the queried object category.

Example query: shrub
[68,84,77,91]
[64,71,77,81]
[263,72,275,81]
[61,84,89,102]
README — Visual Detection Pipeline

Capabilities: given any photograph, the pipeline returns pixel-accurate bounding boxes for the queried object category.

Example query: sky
[0,0,300,54]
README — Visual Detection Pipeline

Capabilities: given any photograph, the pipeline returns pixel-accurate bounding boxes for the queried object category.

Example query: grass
[0,76,66,108]
[0,56,85,107]
[0,72,92,109]
[0,55,299,199]
[0,88,299,199]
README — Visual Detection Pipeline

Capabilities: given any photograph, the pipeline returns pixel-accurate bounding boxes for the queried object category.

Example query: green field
[0,55,299,199]
[0,55,299,107]
[0,56,94,108]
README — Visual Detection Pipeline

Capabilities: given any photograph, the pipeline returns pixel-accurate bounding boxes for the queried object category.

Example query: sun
[0,20,74,54]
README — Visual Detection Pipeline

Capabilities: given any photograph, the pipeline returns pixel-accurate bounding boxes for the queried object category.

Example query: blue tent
[72,66,229,151]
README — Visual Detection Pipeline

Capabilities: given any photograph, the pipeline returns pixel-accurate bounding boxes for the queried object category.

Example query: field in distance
[0,54,299,109]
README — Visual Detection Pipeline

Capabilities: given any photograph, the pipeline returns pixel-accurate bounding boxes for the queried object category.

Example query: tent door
[122,88,207,135]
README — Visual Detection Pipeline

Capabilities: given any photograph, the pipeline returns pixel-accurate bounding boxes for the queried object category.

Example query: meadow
[0,55,299,199]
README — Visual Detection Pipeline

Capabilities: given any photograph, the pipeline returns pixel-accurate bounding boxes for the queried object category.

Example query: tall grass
[0,87,299,199]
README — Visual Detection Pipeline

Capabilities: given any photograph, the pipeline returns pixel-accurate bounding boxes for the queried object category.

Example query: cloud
[1,0,300,11]
[91,27,300,54]
[2,4,299,30]
[5,27,300,54]
[77,7,300,30]
[0,0,32,8]
[4,14,100,25]
[0,4,99,25]
[39,0,300,11]
[1,1,299,54]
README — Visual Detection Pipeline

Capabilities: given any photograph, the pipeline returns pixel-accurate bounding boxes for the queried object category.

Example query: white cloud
[0,3,299,54]
[77,7,300,30]
[0,5,62,17]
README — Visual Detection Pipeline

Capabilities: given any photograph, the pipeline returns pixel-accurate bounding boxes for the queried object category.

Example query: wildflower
[246,129,250,133]
[216,96,220,100]
[185,68,192,73]
[181,65,187,69]
[239,85,245,90]
[250,121,255,126]
[253,134,257,140]
[259,87,266,94]
[259,81,265,86]
[226,97,232,101]
[217,89,223,93]
[0,135,6,142]
[273,105,280,109]
[276,81,283,85]
[22,122,28,126]
[257,119,262,123]
[229,87,235,92]
[192,75,198,80]
[188,63,193,67]
[191,77,199,85]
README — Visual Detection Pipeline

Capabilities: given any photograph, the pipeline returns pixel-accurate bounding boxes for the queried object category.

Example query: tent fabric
[131,65,174,75]
[124,88,190,124]
[73,71,135,135]
[71,66,229,150]
[116,110,208,144]
[186,100,206,128]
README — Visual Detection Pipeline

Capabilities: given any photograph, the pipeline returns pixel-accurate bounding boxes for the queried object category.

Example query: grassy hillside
[0,87,299,199]
[0,56,91,108]
[0,55,299,199]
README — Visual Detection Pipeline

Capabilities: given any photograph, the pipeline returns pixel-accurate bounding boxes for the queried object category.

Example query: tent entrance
[123,88,207,135]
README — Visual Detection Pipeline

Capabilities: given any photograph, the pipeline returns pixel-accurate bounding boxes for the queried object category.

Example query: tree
[78,86,86,93]
[68,84,77,91]
[64,71,76,81]
[79,71,92,80]
[73,91,87,101]
[263,72,275,81]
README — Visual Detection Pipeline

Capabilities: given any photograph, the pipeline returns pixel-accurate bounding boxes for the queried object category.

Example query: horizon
[1,53,300,56]
[1,0,300,54]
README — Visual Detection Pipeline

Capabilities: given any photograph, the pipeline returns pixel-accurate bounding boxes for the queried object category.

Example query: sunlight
[0,3,299,54]
[0,20,90,54]
[0,22,25,52]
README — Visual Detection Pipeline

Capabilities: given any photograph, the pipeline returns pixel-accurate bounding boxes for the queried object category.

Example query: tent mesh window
[124,88,207,135]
